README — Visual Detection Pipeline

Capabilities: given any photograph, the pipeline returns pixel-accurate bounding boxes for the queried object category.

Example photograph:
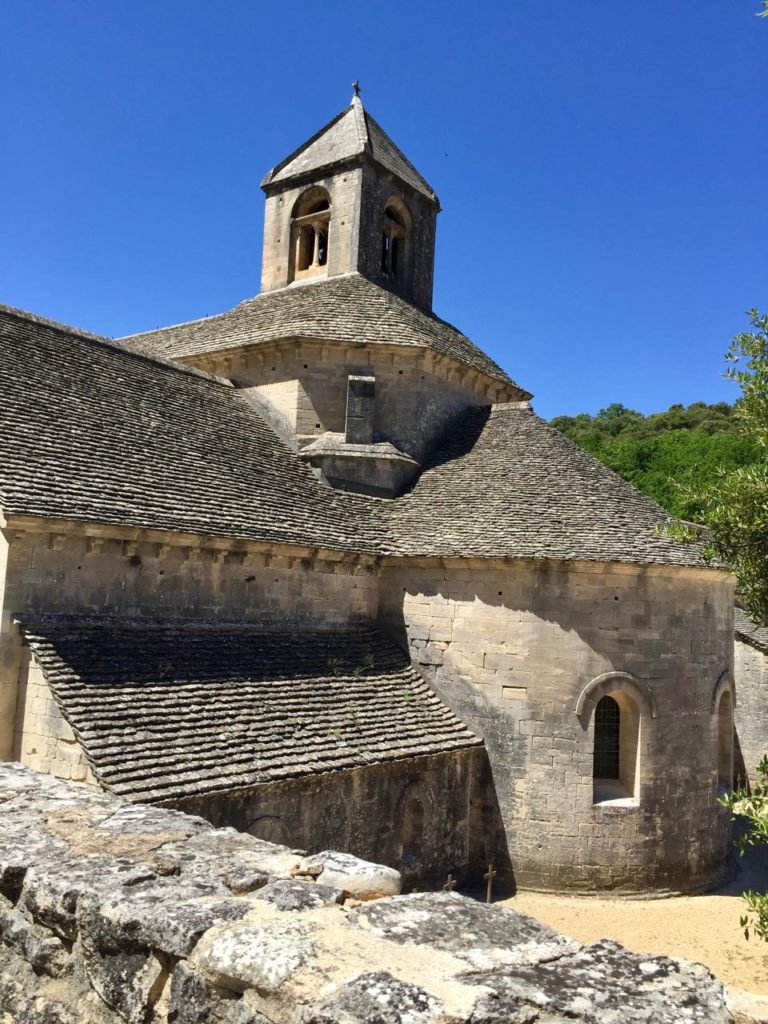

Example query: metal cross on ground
[442,873,456,892]
[484,863,496,904]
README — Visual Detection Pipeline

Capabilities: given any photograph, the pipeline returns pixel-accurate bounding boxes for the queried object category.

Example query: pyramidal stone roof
[119,273,523,390]
[261,96,438,205]
[384,403,709,568]
[0,304,713,572]
[21,619,481,804]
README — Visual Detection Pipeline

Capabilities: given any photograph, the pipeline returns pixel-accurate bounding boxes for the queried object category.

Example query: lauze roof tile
[119,273,522,389]
[21,619,482,804]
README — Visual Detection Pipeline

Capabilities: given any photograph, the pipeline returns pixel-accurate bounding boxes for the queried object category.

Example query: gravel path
[502,836,768,994]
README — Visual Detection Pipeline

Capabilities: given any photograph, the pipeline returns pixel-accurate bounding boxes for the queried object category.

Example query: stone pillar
[345,375,375,445]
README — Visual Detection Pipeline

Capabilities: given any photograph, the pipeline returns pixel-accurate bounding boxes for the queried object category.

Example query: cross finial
[352,80,361,100]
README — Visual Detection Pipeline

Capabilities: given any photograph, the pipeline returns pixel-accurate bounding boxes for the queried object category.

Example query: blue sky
[1,1,766,419]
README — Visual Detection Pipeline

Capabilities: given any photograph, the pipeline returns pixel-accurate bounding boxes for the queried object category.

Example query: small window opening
[594,696,620,779]
[381,201,409,281]
[717,690,733,793]
[593,692,640,804]
[291,192,331,281]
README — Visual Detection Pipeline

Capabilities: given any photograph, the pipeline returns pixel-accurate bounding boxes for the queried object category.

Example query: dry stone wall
[0,764,733,1023]
[379,556,735,893]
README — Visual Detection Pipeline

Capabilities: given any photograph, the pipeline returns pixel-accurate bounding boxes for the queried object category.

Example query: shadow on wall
[379,563,734,893]
[174,750,493,895]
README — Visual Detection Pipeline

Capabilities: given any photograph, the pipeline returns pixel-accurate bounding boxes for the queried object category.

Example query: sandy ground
[500,837,768,994]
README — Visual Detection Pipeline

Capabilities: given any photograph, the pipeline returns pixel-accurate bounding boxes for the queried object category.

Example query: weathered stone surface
[190,916,314,993]
[81,943,166,1024]
[728,986,768,1023]
[249,878,343,911]
[350,892,579,969]
[154,828,302,885]
[467,939,731,1024]
[19,857,156,940]
[299,850,402,899]
[0,820,70,899]
[78,877,250,957]
[0,766,735,1024]
[0,893,68,976]
[168,962,212,1024]
[306,970,442,1024]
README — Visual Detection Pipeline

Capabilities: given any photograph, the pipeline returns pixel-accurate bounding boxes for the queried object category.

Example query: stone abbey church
[0,94,752,896]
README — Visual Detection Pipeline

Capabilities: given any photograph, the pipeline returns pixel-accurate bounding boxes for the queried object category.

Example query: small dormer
[299,371,420,498]
[260,89,440,310]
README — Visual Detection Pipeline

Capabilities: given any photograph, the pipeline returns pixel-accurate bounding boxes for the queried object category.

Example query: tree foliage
[551,399,759,520]
[721,757,768,941]
[683,311,768,625]
[552,312,768,624]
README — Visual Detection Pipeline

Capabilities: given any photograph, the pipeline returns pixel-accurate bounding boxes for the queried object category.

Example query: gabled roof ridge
[350,94,369,149]
[120,305,246,343]
[0,303,232,387]
[260,105,363,188]
[363,108,437,201]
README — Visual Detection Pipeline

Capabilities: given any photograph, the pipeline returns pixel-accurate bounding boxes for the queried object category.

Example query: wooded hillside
[550,402,759,519]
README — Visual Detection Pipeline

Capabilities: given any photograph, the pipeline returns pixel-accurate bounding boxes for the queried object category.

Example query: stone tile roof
[384,404,708,568]
[20,619,481,804]
[261,97,438,205]
[119,274,523,391]
[0,307,713,573]
[735,608,768,653]
[0,304,383,552]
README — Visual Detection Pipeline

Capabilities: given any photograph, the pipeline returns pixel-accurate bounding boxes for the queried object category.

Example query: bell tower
[260,88,440,310]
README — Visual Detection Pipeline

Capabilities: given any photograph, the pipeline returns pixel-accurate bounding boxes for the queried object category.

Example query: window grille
[593,695,620,779]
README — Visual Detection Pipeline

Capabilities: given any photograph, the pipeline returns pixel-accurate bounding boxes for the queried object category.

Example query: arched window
[592,692,641,803]
[594,696,620,779]
[291,189,331,281]
[381,200,411,282]
[717,690,733,792]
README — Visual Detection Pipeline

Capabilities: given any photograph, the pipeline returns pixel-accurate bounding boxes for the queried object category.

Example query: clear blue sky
[2,1,766,420]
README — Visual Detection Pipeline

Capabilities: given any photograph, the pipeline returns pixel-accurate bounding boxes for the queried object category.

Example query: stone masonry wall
[378,556,735,894]
[734,638,768,786]
[261,167,365,292]
[195,340,497,465]
[0,763,732,1024]
[12,648,95,784]
[175,749,482,892]
[0,523,377,759]
[356,161,437,310]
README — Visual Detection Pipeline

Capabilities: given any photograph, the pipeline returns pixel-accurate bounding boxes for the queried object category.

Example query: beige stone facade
[12,648,94,784]
[0,519,377,761]
[191,340,504,462]
[0,95,742,896]
[379,557,735,893]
